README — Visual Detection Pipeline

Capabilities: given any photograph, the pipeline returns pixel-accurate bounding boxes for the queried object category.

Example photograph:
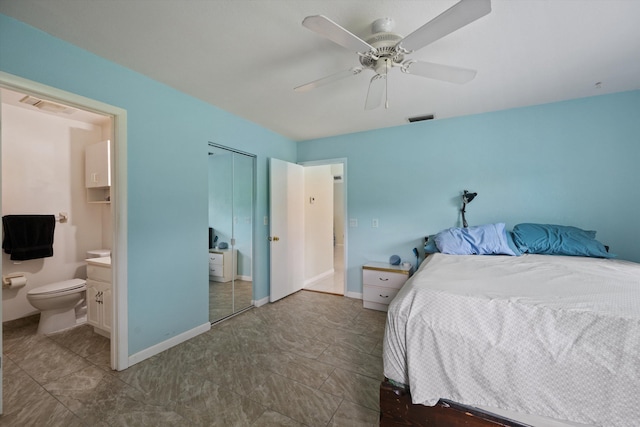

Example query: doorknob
[269,236,280,241]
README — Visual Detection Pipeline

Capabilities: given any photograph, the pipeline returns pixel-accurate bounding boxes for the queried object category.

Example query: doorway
[268,158,347,299]
[302,162,346,295]
[0,72,128,384]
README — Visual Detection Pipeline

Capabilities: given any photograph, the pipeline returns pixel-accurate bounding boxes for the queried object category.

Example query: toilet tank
[87,249,110,259]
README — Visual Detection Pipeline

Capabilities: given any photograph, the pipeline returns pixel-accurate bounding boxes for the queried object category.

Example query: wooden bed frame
[380,378,529,427]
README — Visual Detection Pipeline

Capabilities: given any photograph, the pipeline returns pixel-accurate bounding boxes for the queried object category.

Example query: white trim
[298,158,348,296]
[237,275,252,281]
[128,322,211,367]
[253,296,269,307]
[345,291,362,300]
[0,71,129,371]
[303,269,334,287]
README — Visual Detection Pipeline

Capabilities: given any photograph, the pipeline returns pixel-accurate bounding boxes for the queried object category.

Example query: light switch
[349,218,358,227]
[372,219,379,228]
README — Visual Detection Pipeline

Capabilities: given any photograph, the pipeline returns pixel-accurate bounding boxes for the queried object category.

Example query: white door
[0,89,4,413]
[269,158,304,302]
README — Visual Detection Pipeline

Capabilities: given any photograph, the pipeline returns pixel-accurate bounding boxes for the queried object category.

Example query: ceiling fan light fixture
[372,17,395,34]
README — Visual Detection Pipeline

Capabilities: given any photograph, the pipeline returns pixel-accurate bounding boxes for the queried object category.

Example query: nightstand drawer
[362,269,407,290]
[209,253,223,265]
[363,285,400,305]
[209,262,223,277]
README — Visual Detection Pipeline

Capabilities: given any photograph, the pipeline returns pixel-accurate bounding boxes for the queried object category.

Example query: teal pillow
[424,235,439,253]
[512,223,615,258]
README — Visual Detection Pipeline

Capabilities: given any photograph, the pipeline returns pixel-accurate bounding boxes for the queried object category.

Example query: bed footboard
[380,378,528,427]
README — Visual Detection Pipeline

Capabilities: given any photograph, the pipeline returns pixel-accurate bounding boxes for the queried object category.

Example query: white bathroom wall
[303,165,334,284]
[1,102,109,321]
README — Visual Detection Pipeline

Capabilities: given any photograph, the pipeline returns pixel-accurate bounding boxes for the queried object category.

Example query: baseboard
[237,275,252,281]
[304,269,334,286]
[253,296,269,307]
[345,291,362,300]
[128,321,211,367]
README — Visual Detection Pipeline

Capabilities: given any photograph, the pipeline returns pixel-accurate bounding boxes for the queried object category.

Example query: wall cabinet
[209,248,237,283]
[86,260,112,337]
[85,140,111,203]
[362,262,412,312]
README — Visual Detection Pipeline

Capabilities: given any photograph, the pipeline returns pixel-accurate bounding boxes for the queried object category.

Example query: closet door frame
[208,142,256,322]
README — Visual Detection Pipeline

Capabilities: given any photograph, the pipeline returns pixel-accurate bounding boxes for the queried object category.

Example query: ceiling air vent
[407,114,435,123]
[19,95,76,114]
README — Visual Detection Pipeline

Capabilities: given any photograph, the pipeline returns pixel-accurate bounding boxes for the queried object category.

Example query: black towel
[2,215,56,261]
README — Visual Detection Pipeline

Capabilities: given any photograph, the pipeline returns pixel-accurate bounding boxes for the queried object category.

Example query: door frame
[298,158,348,296]
[0,71,129,371]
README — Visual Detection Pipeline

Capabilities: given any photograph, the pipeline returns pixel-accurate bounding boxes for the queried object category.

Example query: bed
[380,224,640,427]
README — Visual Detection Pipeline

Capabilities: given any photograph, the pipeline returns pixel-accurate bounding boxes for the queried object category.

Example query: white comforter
[383,253,640,427]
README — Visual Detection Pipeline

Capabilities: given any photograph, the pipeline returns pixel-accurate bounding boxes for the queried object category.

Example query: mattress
[383,253,640,427]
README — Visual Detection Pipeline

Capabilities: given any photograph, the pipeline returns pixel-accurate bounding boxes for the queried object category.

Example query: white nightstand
[362,262,413,311]
[209,248,237,283]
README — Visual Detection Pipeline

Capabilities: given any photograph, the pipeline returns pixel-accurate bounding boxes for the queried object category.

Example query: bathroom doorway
[0,72,129,384]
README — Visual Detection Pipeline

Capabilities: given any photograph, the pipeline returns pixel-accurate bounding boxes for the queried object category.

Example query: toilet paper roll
[7,276,27,288]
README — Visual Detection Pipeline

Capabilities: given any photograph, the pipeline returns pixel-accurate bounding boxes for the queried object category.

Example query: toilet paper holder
[2,273,27,288]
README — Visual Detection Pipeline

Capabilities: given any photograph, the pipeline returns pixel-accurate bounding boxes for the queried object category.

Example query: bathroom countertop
[86,256,111,267]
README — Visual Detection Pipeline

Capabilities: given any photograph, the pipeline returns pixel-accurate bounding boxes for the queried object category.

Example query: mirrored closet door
[208,143,255,323]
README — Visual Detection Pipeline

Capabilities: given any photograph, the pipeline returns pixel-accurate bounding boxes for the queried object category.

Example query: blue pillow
[434,223,518,256]
[512,223,615,258]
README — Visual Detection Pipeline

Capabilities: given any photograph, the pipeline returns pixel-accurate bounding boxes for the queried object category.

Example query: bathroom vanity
[86,256,112,338]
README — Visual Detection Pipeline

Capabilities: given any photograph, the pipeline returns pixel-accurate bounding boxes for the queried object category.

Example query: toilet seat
[27,279,86,297]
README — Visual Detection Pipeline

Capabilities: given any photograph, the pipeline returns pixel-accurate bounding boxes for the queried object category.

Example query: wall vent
[407,114,435,123]
[19,95,76,114]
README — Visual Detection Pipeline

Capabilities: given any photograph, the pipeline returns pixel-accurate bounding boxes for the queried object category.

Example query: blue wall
[298,91,640,295]
[3,12,640,355]
[0,14,296,355]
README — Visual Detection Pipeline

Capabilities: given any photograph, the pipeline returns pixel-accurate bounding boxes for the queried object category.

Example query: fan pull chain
[385,58,389,109]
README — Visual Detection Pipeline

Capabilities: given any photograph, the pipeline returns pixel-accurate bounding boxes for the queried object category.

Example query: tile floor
[1,290,384,426]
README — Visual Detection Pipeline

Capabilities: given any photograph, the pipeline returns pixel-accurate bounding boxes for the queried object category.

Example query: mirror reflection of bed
[208,143,255,323]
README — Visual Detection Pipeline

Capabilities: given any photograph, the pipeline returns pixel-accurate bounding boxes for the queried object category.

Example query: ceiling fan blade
[294,67,363,92]
[398,0,491,52]
[403,60,477,84]
[302,15,375,53]
[365,74,386,110]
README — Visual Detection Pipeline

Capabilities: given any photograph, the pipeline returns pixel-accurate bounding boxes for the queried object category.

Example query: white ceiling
[2,0,639,141]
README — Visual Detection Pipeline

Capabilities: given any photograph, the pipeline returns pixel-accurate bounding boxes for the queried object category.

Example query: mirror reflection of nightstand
[209,248,237,283]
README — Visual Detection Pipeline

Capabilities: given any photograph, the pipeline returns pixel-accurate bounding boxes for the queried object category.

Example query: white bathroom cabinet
[85,140,111,203]
[86,258,112,338]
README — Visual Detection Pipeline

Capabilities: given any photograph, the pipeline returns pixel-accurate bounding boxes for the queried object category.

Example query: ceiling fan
[294,0,491,110]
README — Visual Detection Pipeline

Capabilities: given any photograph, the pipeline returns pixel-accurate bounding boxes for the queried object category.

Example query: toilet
[26,249,110,334]
[27,278,87,334]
